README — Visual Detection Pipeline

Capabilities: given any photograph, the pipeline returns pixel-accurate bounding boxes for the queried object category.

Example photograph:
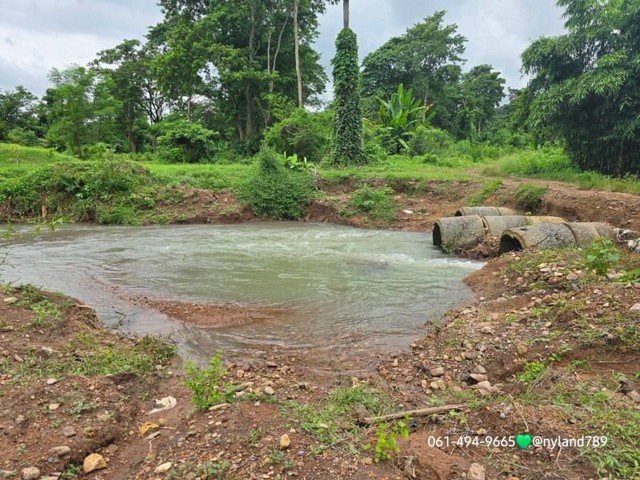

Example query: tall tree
[331,27,363,164]
[458,65,505,139]
[361,11,466,130]
[522,0,640,175]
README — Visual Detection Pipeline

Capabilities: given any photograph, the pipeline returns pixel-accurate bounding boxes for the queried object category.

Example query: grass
[285,385,393,454]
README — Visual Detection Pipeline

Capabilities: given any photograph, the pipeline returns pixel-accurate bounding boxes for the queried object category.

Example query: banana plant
[376,83,435,153]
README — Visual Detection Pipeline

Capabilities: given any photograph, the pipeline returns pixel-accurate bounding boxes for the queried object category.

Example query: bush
[155,119,219,163]
[240,149,315,220]
[514,183,548,212]
[349,185,395,222]
[263,109,332,164]
[408,127,452,157]
[183,351,228,410]
[584,238,620,276]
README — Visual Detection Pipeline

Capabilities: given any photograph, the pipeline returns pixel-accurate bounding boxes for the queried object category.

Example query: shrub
[183,351,228,410]
[263,109,332,164]
[408,127,452,157]
[240,149,315,220]
[514,183,548,212]
[155,119,219,163]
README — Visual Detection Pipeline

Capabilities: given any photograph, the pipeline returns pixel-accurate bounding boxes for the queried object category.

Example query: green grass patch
[344,185,396,222]
[467,179,503,206]
[514,182,548,213]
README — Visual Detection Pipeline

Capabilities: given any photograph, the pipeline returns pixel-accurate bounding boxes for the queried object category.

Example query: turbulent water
[3,223,482,361]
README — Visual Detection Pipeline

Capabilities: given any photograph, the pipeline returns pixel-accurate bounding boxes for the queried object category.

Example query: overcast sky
[0,0,566,97]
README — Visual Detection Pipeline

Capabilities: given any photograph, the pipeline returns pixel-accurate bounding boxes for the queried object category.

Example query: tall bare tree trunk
[343,0,349,29]
[293,0,303,108]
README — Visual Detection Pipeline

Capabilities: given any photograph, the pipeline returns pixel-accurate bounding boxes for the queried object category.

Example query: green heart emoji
[516,434,532,449]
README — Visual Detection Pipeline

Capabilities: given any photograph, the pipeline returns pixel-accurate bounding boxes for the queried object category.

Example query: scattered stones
[154,462,173,474]
[279,433,291,450]
[263,386,275,396]
[516,344,528,355]
[463,351,478,360]
[473,365,487,374]
[3,297,18,305]
[430,367,445,377]
[83,453,107,473]
[472,381,495,396]
[48,403,60,411]
[61,426,77,438]
[628,390,640,403]
[0,471,16,479]
[630,303,640,312]
[469,373,489,383]
[21,467,40,480]
[46,378,58,385]
[15,415,26,425]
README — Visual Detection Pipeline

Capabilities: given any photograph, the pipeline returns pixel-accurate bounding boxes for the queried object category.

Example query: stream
[3,223,483,363]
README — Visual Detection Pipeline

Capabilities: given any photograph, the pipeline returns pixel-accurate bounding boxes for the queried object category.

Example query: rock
[46,378,58,385]
[49,446,71,457]
[139,422,160,436]
[48,403,60,411]
[264,386,275,396]
[83,453,107,473]
[3,297,18,305]
[147,396,177,415]
[473,365,487,374]
[62,426,77,438]
[21,467,41,480]
[154,462,173,474]
[480,326,493,334]
[630,303,640,312]
[280,433,291,450]
[469,373,489,383]
[472,381,494,396]
[628,390,640,403]
[0,471,16,479]
[516,344,528,355]
[430,367,445,377]
[463,351,478,360]
[467,463,486,480]
[15,415,26,425]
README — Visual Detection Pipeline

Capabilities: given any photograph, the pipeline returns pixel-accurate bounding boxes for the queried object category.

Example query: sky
[0,0,567,97]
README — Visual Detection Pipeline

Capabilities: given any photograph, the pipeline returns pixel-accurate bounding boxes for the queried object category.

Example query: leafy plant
[370,420,409,462]
[377,84,436,154]
[155,119,219,163]
[468,179,503,206]
[183,351,228,410]
[584,238,620,276]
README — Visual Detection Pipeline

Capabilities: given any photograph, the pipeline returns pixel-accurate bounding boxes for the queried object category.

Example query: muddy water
[4,223,482,362]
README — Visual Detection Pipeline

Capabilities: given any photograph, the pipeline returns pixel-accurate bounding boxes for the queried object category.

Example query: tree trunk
[343,0,349,29]
[293,0,304,108]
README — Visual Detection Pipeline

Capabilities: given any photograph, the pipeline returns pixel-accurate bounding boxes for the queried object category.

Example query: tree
[331,27,363,164]
[44,67,98,156]
[458,65,505,139]
[361,11,466,132]
[0,86,39,142]
[522,0,640,176]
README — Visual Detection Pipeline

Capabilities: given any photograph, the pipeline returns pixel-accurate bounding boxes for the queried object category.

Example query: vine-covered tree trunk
[331,28,364,164]
[293,0,303,108]
[343,0,349,29]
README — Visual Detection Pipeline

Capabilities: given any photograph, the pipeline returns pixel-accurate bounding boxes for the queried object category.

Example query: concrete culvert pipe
[455,206,516,217]
[564,222,613,247]
[481,215,566,237]
[499,223,576,253]
[433,215,486,250]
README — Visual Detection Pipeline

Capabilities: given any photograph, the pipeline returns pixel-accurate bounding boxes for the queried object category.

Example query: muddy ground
[1,179,639,480]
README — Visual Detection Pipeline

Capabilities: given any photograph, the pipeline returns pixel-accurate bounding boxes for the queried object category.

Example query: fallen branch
[360,404,468,425]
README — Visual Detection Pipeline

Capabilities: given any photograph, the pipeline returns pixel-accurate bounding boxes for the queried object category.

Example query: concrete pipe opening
[499,233,525,253]
[433,215,486,250]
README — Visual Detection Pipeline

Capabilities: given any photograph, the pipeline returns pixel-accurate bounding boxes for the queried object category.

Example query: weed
[61,464,82,479]
[568,359,590,371]
[584,237,620,276]
[348,185,395,222]
[367,420,409,462]
[516,361,546,384]
[196,460,231,479]
[514,183,548,212]
[68,399,96,417]
[183,351,229,410]
[467,179,503,206]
